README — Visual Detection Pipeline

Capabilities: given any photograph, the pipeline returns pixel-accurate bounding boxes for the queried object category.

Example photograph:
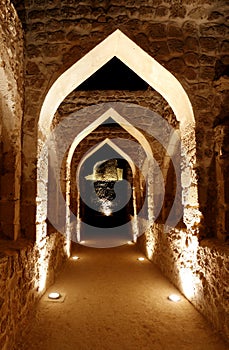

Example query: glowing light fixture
[103,207,112,216]
[80,240,86,244]
[48,292,61,300]
[72,256,80,260]
[100,199,112,216]
[137,257,145,261]
[127,241,134,245]
[168,294,181,302]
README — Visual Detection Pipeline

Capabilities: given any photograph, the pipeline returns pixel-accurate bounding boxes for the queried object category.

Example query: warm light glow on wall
[179,267,199,299]
[145,226,155,260]
[146,244,154,260]
[35,236,49,293]
[127,241,134,245]
[178,235,200,300]
[65,215,71,258]
[131,215,139,242]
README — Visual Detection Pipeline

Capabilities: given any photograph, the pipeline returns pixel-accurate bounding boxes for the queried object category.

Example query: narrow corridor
[15,243,228,350]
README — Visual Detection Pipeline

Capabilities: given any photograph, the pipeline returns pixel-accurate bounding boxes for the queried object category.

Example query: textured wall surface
[0,1,228,349]
[0,0,24,239]
[138,225,229,341]
[215,125,229,240]
[11,0,228,240]
[0,234,67,350]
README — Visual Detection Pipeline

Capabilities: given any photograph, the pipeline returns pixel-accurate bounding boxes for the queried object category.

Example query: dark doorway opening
[79,155,134,228]
[76,57,149,91]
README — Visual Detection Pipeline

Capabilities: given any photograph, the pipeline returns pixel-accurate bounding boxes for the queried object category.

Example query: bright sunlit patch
[127,241,134,245]
[72,256,80,260]
[48,292,61,300]
[168,294,181,302]
[80,240,86,244]
[137,257,145,261]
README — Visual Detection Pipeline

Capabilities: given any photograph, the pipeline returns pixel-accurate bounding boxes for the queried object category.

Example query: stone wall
[5,0,228,345]
[12,0,228,240]
[0,0,24,239]
[214,124,229,241]
[0,233,68,350]
[0,3,69,349]
[138,225,229,342]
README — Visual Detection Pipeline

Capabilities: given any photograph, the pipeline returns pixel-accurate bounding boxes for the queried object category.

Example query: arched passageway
[35,29,202,309]
[31,28,229,346]
[64,109,154,248]
[1,2,229,349]
[37,30,199,254]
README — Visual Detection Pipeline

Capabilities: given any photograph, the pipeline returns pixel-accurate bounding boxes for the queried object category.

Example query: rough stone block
[166,57,185,73]
[184,67,198,81]
[167,23,183,38]
[182,21,198,35]
[188,6,209,20]
[150,41,169,57]
[200,37,218,52]
[184,36,199,51]
[26,61,41,75]
[199,66,215,81]
[167,39,184,53]
[155,6,169,18]
[170,4,186,18]
[199,54,216,65]
[27,10,46,21]
[184,52,199,67]
[200,24,228,37]
[149,23,166,38]
[47,30,66,42]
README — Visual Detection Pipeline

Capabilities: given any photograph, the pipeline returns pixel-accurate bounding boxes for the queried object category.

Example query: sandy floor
[15,243,228,350]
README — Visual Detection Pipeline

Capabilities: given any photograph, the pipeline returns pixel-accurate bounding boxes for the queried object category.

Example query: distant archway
[65,110,154,245]
[75,140,136,244]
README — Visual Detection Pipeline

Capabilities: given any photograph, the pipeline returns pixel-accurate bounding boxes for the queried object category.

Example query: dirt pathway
[15,243,228,350]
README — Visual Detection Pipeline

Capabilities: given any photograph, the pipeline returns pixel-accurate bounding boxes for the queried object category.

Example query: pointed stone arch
[65,109,154,243]
[66,108,153,166]
[76,138,136,179]
[39,29,194,136]
[37,29,200,248]
[72,138,138,242]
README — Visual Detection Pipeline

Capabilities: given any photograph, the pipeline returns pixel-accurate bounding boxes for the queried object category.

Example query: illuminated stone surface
[0,0,228,348]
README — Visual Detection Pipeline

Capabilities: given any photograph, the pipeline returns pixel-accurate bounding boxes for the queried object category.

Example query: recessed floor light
[45,292,66,303]
[48,292,61,300]
[168,294,181,302]
[72,256,80,260]
[137,257,145,261]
